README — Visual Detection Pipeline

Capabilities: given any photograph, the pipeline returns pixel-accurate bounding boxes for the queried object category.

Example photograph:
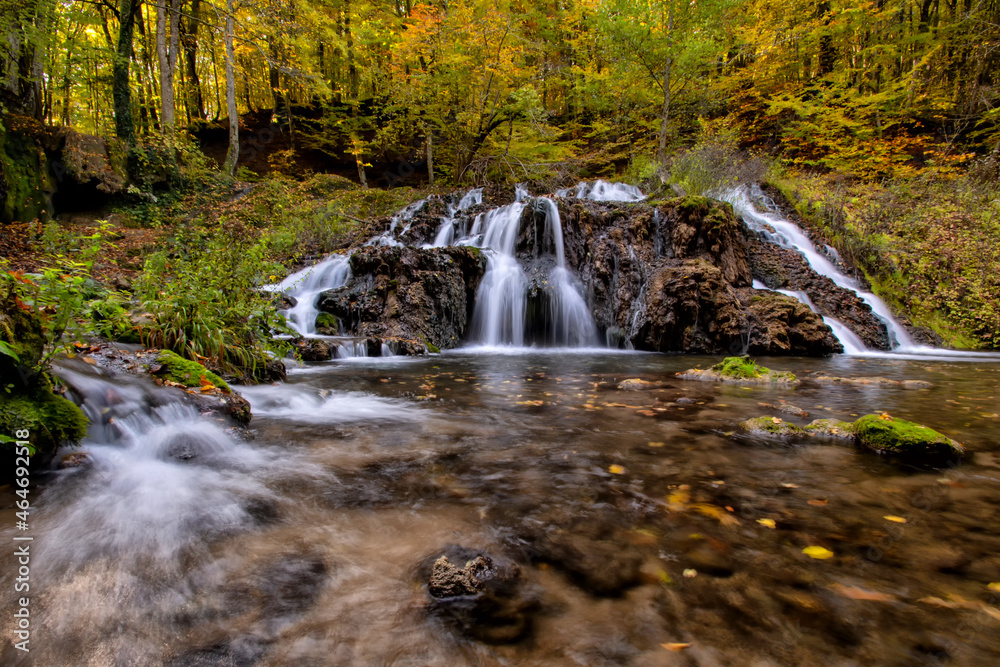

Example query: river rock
[852,414,964,461]
[293,337,334,361]
[739,416,805,436]
[804,418,854,439]
[741,290,843,355]
[422,546,532,643]
[317,246,486,351]
[812,375,933,390]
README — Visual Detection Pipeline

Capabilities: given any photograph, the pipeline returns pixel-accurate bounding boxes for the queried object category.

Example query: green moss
[740,416,804,436]
[852,414,964,460]
[315,312,339,331]
[712,356,765,379]
[156,350,230,392]
[804,418,855,438]
[713,356,798,383]
[0,389,88,457]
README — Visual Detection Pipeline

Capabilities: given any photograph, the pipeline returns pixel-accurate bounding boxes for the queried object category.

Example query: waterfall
[263,255,352,336]
[728,186,915,349]
[267,182,645,350]
[467,202,529,346]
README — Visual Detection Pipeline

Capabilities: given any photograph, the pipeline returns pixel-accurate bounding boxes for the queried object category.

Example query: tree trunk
[181,0,205,120]
[424,123,434,186]
[113,0,137,142]
[156,0,182,133]
[222,0,239,176]
[656,58,672,163]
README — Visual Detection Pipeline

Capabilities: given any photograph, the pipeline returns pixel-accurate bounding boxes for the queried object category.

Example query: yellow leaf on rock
[609,464,625,474]
[757,518,776,529]
[803,546,834,559]
[772,417,782,424]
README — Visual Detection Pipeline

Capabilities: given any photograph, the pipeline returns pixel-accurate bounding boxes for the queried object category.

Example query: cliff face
[308,191,880,356]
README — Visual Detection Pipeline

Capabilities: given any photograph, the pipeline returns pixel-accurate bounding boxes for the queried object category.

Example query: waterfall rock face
[556,195,841,355]
[303,188,844,356]
[317,246,486,351]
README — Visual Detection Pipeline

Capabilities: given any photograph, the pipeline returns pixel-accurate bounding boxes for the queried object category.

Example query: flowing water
[6,183,1000,664]
[3,351,1000,666]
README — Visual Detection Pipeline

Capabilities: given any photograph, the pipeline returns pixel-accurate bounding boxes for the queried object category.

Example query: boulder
[317,246,486,351]
[852,414,964,461]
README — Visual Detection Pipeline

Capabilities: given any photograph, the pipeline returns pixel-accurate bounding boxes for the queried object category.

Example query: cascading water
[733,186,1000,359]
[263,254,351,336]
[556,179,646,202]
[467,202,529,346]
[727,186,916,351]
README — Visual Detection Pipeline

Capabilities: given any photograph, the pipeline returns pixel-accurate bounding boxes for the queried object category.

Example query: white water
[263,255,351,336]
[737,188,1000,360]
[266,181,644,350]
[726,186,915,350]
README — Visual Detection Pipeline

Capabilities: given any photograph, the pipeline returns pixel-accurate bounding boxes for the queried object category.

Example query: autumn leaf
[808,499,829,507]
[608,464,626,474]
[661,643,692,651]
[883,515,907,523]
[802,546,834,559]
[757,518,777,529]
[830,583,895,602]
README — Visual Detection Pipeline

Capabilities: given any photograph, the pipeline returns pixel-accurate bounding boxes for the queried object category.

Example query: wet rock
[852,414,964,462]
[678,358,799,386]
[422,546,532,643]
[318,246,486,351]
[804,418,854,439]
[293,337,334,361]
[746,227,890,350]
[58,451,93,469]
[525,521,645,597]
[742,290,842,355]
[812,375,933,390]
[684,543,735,577]
[760,402,809,418]
[617,378,665,391]
[739,416,805,437]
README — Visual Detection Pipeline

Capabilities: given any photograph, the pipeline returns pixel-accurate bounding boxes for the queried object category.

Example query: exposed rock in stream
[317,245,486,352]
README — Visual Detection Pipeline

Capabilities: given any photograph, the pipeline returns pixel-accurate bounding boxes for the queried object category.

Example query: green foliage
[133,222,294,381]
[668,135,770,196]
[156,350,230,392]
[774,171,1000,349]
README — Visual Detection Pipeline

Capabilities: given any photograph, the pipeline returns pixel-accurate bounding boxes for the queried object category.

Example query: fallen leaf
[661,643,692,651]
[682,569,697,578]
[803,546,834,559]
[808,499,829,507]
[757,518,777,529]
[608,464,625,475]
[647,441,665,447]
[637,409,657,416]
[884,515,907,523]
[988,582,1000,593]
[780,483,800,489]
[830,583,895,602]
[772,417,782,424]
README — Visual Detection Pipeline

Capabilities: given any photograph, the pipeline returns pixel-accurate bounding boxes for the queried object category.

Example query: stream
[2,350,1000,665]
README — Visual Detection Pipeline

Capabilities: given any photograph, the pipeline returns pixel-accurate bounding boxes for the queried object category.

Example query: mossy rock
[314,312,340,332]
[155,350,230,393]
[0,389,88,457]
[680,356,798,385]
[739,416,804,436]
[804,418,854,439]
[0,295,47,390]
[852,414,964,461]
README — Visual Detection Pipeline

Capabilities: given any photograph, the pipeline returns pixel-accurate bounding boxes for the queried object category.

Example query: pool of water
[2,351,999,665]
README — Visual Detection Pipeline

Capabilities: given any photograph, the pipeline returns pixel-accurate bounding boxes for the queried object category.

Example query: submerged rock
[617,378,665,391]
[812,375,933,390]
[852,414,964,461]
[422,546,532,643]
[804,418,854,439]
[739,416,805,436]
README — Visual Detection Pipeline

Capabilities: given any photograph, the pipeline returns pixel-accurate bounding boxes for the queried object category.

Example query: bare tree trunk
[222,0,239,175]
[424,122,434,185]
[181,0,205,120]
[354,138,368,189]
[156,0,182,133]
[656,58,672,163]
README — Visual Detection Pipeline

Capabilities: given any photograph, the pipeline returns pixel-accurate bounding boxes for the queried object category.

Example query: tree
[113,0,139,142]
[156,0,183,132]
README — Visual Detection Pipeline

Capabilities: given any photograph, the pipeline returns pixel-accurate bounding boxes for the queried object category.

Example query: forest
[4,3,1000,665]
